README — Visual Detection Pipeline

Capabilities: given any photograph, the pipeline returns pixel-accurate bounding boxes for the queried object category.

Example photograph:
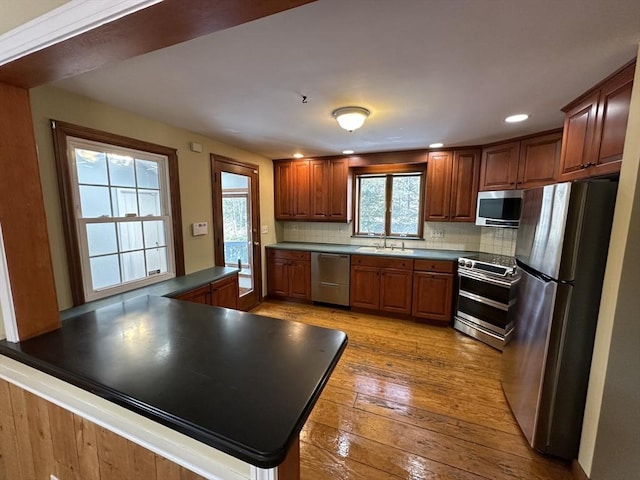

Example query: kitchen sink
[356,246,413,254]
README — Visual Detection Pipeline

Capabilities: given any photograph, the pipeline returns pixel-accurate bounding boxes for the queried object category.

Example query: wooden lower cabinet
[266,248,311,301]
[211,275,239,309]
[174,284,211,305]
[174,274,240,309]
[350,265,381,309]
[380,268,413,314]
[350,255,413,315]
[412,260,455,324]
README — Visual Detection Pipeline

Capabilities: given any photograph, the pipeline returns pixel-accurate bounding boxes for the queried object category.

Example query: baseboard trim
[571,460,589,480]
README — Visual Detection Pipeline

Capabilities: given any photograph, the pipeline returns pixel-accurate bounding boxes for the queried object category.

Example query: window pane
[111,187,138,216]
[146,247,168,275]
[390,175,421,235]
[136,159,160,188]
[121,251,146,282]
[76,149,108,185]
[139,190,161,216]
[143,220,166,248]
[359,176,386,234]
[108,153,135,187]
[221,171,249,189]
[79,185,112,217]
[118,221,143,251]
[90,255,121,289]
[86,223,117,256]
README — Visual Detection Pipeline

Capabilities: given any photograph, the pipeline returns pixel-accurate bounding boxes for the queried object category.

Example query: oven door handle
[458,290,510,311]
[458,268,515,288]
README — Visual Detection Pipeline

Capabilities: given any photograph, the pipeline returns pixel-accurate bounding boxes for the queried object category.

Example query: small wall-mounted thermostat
[192,222,208,236]
[189,141,203,153]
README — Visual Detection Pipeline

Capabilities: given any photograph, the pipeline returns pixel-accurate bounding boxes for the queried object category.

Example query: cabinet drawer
[414,259,455,273]
[351,255,413,270]
[267,249,310,261]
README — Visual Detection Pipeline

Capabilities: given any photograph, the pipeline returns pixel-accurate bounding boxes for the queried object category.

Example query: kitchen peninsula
[0,269,347,479]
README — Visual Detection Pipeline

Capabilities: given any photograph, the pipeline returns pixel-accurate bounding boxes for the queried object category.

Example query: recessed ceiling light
[429,143,444,148]
[342,149,355,155]
[293,153,304,158]
[505,113,529,123]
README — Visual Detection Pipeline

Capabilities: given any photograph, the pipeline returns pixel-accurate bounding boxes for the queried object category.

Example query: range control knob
[458,259,466,266]
[465,260,473,268]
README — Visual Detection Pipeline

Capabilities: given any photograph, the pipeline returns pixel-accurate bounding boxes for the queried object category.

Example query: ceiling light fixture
[505,113,529,123]
[342,149,355,155]
[293,153,304,158]
[332,106,370,132]
[429,143,444,148]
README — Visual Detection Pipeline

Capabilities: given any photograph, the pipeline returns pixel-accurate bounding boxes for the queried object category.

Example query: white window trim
[67,137,176,301]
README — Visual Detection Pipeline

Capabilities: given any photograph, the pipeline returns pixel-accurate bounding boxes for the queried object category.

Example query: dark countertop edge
[60,266,239,321]
[265,241,477,260]
[0,330,349,468]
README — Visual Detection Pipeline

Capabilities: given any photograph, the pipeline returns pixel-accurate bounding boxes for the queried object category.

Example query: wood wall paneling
[0,82,60,340]
[0,379,209,480]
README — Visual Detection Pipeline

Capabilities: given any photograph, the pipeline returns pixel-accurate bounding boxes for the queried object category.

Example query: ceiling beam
[0,0,315,88]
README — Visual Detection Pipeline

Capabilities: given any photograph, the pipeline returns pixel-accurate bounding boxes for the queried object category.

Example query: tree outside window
[354,167,425,238]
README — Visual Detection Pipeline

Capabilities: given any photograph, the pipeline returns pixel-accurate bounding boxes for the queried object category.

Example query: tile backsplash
[279,221,516,256]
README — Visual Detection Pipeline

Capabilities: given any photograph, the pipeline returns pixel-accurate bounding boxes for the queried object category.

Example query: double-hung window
[354,166,425,238]
[69,137,175,301]
[52,121,184,305]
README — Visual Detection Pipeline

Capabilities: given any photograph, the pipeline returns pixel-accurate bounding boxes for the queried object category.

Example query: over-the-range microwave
[475,190,523,228]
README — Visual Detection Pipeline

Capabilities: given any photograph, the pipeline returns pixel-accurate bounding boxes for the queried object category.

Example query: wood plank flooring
[250,301,573,480]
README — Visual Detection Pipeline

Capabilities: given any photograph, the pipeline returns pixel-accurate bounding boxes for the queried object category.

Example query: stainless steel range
[454,253,519,351]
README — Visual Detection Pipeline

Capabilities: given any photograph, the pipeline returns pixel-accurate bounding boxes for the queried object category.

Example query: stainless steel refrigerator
[502,179,618,460]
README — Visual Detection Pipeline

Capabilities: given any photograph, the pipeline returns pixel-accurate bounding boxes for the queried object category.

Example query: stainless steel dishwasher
[311,252,350,306]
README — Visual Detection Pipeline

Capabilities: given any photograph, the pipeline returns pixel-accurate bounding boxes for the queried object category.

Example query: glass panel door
[212,157,261,311]
[220,172,253,297]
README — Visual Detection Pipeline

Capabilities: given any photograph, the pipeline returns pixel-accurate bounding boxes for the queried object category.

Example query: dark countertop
[266,241,476,261]
[61,266,239,320]
[0,295,347,468]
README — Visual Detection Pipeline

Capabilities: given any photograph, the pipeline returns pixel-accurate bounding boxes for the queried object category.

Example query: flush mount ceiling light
[332,106,370,132]
[429,143,444,148]
[293,153,304,158]
[342,149,355,154]
[505,113,530,123]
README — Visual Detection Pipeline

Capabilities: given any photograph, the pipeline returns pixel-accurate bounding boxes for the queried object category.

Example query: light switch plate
[192,222,208,236]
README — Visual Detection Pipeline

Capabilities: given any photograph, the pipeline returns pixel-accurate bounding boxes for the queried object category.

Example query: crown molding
[0,0,162,67]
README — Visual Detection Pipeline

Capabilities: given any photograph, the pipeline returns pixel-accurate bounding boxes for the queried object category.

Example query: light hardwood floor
[251,301,573,480]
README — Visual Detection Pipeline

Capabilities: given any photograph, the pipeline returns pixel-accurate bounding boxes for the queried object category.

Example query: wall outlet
[430,229,445,239]
[260,225,268,234]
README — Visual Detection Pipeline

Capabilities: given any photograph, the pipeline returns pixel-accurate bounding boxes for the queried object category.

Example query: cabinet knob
[510,182,516,185]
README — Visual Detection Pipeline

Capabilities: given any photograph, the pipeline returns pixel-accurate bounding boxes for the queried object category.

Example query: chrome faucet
[380,232,387,249]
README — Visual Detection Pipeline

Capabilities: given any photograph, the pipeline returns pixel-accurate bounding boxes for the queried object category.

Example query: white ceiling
[52,0,640,159]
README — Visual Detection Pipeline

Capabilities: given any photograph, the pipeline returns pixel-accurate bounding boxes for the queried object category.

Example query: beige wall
[29,85,277,310]
[578,44,640,477]
[0,0,70,34]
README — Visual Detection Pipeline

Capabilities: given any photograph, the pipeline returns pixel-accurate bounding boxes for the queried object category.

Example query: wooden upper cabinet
[425,149,479,222]
[557,60,635,181]
[425,151,452,221]
[517,131,562,189]
[327,158,350,220]
[310,159,327,219]
[292,160,310,218]
[479,142,520,191]
[450,149,481,221]
[274,161,294,219]
[275,158,349,222]
[592,63,635,174]
[557,92,600,180]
